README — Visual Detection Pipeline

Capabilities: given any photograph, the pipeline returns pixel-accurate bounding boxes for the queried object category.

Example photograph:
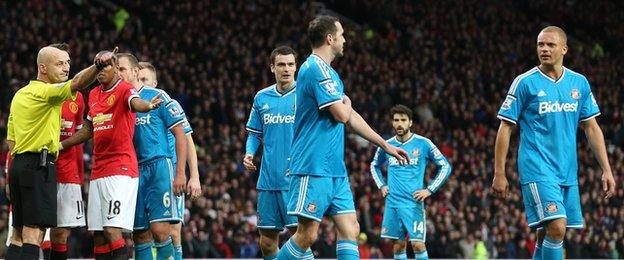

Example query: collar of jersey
[101,79,122,93]
[536,66,566,84]
[274,84,296,97]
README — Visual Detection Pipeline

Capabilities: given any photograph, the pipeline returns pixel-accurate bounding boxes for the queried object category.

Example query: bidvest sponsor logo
[538,101,578,114]
[263,113,294,124]
[136,114,152,125]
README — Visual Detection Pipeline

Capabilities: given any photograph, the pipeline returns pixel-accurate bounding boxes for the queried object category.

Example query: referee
[5,43,117,260]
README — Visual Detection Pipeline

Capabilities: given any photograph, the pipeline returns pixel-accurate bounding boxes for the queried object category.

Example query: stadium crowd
[0,0,623,258]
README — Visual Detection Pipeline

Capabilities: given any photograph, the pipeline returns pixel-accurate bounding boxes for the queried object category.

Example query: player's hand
[413,189,432,201]
[187,177,202,199]
[173,172,187,196]
[149,93,163,110]
[602,171,616,200]
[491,174,509,199]
[384,145,409,165]
[342,95,352,108]
[94,47,118,70]
[243,154,257,171]
[381,186,389,197]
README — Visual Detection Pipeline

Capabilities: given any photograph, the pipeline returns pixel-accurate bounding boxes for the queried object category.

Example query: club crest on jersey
[69,102,79,114]
[571,89,580,100]
[307,203,317,213]
[546,202,558,213]
[412,149,420,158]
[106,95,116,106]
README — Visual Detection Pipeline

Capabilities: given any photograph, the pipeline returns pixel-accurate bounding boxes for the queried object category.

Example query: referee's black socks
[20,243,40,260]
[5,244,21,260]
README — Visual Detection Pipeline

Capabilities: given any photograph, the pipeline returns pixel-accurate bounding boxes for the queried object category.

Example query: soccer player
[60,51,162,260]
[492,26,616,260]
[138,61,202,260]
[243,46,299,260]
[49,93,87,260]
[6,43,115,260]
[370,105,451,260]
[276,15,409,260]
[116,53,187,260]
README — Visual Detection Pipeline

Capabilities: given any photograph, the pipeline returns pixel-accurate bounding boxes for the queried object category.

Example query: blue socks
[415,249,429,260]
[277,238,311,260]
[542,236,563,260]
[134,242,154,260]
[336,240,359,260]
[154,237,174,260]
[394,250,408,260]
[173,245,183,260]
[263,253,277,260]
[533,243,542,260]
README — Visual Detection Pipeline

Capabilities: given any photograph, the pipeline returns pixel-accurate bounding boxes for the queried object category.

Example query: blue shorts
[287,175,356,222]
[134,157,179,230]
[521,182,583,229]
[257,190,297,230]
[381,206,426,242]
[175,194,185,224]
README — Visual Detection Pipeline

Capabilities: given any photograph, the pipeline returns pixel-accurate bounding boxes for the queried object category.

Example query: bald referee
[5,43,117,260]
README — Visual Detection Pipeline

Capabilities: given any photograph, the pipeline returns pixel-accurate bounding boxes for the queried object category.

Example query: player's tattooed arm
[492,120,515,198]
[580,118,616,199]
[60,120,93,150]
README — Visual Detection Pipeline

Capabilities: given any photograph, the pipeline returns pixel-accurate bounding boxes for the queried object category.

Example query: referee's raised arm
[4,43,115,260]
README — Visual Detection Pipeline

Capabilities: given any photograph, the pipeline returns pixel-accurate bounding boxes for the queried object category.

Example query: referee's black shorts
[9,152,57,228]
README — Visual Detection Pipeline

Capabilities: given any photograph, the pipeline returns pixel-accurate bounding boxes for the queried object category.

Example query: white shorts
[87,175,138,232]
[57,183,86,227]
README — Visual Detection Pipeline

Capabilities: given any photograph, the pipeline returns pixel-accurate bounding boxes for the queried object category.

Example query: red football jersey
[87,79,139,180]
[57,92,85,184]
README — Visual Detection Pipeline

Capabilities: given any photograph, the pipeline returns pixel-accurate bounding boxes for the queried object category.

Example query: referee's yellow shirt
[7,80,76,158]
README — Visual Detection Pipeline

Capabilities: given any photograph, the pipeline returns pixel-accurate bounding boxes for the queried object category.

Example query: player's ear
[270,64,275,73]
[409,120,413,128]
[39,63,47,74]
[561,44,568,55]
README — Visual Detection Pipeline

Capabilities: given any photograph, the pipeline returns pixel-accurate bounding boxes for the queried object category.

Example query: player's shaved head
[539,26,567,45]
[117,53,140,68]
[37,43,69,65]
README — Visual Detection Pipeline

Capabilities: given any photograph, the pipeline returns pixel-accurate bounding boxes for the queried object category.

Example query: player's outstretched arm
[171,124,188,196]
[492,120,514,198]
[580,118,616,199]
[60,120,93,150]
[346,109,409,164]
[130,93,162,112]
[70,47,118,92]
[185,134,201,198]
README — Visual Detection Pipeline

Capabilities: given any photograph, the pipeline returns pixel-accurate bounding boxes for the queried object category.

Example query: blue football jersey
[371,134,451,208]
[497,67,600,185]
[246,84,296,190]
[290,54,346,177]
[133,87,186,164]
[166,99,193,164]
